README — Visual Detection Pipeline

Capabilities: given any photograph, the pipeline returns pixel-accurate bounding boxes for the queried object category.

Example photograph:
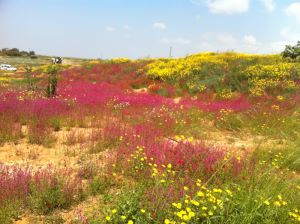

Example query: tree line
[0,48,37,58]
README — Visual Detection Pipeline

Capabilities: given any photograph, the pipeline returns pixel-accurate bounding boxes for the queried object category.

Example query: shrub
[0,165,84,221]
[46,65,59,98]
[282,41,300,60]
[244,63,299,96]
[28,169,84,215]
[29,180,67,214]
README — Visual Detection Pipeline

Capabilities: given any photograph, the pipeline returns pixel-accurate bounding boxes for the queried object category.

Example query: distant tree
[5,48,21,56]
[20,51,29,56]
[0,48,37,57]
[29,51,37,59]
[282,41,300,60]
[1,48,9,53]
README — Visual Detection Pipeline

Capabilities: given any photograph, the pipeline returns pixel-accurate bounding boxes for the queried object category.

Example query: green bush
[46,65,59,98]
[29,181,67,214]
[29,177,84,215]
[282,41,300,60]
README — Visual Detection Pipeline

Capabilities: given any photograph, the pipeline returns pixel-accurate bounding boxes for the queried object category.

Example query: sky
[1,0,300,59]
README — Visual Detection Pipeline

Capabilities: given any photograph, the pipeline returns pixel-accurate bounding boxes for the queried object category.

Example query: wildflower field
[0,52,299,224]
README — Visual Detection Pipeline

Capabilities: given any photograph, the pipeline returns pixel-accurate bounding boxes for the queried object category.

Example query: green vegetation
[282,41,300,60]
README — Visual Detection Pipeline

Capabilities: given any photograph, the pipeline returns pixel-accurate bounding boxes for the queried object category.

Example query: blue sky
[1,0,300,58]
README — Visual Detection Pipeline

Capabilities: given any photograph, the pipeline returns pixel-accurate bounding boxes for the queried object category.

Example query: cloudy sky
[1,0,300,58]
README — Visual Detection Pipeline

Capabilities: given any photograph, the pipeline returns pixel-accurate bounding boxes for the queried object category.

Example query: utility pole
[169,46,173,58]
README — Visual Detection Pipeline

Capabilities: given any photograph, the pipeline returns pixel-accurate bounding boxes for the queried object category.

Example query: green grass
[0,55,51,67]
[0,55,89,67]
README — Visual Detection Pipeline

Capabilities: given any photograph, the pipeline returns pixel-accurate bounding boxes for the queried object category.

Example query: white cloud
[195,32,264,53]
[285,2,300,22]
[105,26,116,32]
[152,22,167,30]
[280,27,300,42]
[243,35,257,45]
[196,32,238,51]
[259,0,275,12]
[161,37,191,45]
[270,41,289,53]
[205,0,250,15]
[267,27,300,53]
[192,0,275,14]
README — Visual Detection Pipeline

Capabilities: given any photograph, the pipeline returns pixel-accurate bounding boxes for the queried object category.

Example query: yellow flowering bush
[145,53,227,81]
[109,58,132,64]
[245,63,299,96]
[146,58,195,81]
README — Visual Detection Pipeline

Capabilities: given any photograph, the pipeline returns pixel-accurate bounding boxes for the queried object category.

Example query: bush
[282,41,300,60]
[45,65,59,98]
[29,181,66,214]
[244,63,299,96]
[0,165,84,221]
[29,172,84,214]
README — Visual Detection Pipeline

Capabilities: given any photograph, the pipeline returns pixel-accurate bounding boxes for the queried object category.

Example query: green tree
[282,41,300,60]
